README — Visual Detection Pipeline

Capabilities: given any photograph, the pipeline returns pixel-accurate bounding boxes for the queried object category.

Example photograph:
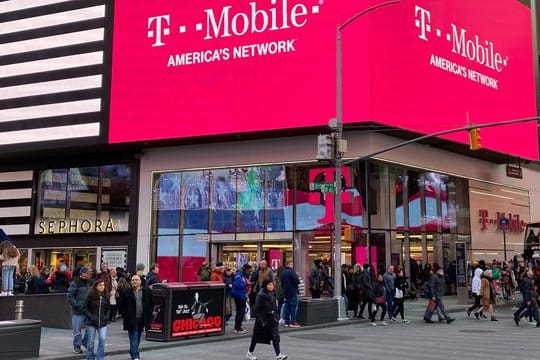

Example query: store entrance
[216,242,293,272]
[32,248,97,272]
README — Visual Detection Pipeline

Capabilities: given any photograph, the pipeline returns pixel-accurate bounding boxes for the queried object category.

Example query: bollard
[14,299,24,320]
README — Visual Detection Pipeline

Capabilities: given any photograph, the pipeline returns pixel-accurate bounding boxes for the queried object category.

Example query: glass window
[209,169,237,233]
[235,167,265,232]
[407,170,422,231]
[35,165,131,234]
[264,165,293,232]
[156,235,179,283]
[181,234,208,282]
[182,171,209,234]
[153,172,182,235]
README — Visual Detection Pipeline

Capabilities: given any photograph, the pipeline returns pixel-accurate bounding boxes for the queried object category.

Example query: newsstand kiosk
[146,281,226,341]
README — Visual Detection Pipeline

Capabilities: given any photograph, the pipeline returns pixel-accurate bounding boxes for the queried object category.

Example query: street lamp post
[333,0,399,321]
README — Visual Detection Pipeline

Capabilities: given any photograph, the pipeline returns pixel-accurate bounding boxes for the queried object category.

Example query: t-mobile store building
[108,0,540,283]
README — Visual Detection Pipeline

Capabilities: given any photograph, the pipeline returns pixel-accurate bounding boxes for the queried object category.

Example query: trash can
[0,319,41,359]
[147,281,225,341]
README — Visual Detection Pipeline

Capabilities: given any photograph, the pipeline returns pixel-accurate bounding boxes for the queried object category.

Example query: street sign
[310,182,335,193]
[499,217,509,229]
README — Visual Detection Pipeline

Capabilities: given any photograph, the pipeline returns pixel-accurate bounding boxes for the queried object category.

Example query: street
[103,307,537,360]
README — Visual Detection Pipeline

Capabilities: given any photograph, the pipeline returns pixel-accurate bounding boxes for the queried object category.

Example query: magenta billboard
[109,0,538,159]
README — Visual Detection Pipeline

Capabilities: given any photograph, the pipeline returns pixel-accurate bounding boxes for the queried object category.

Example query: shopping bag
[427,299,437,312]
[244,302,251,321]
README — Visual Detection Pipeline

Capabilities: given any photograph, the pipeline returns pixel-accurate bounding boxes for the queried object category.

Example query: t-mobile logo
[414,5,430,41]
[148,15,171,47]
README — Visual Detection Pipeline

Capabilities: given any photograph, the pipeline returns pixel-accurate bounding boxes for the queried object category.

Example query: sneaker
[380,321,388,326]
[276,353,288,360]
[390,317,396,322]
[246,351,258,360]
[514,317,520,326]
[235,328,247,334]
[466,309,471,317]
[370,322,377,326]
[283,323,290,327]
[402,319,410,324]
[289,322,301,328]
[73,347,83,354]
[278,319,285,325]
[446,318,455,324]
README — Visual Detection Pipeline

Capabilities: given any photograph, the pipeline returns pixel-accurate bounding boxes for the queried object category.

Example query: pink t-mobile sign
[110,0,538,159]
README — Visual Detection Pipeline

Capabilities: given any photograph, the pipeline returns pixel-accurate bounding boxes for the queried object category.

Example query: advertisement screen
[110,0,538,159]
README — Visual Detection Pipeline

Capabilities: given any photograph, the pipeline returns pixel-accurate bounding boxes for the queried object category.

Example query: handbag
[394,288,404,299]
[244,302,251,321]
[374,296,385,304]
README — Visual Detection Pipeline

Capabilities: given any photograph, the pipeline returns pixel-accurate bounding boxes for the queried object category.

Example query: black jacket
[429,274,445,299]
[83,294,110,328]
[119,287,153,331]
[360,270,373,298]
[520,277,536,302]
[67,278,91,315]
[251,289,279,345]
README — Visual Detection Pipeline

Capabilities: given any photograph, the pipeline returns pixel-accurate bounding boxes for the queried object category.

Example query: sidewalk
[32,296,519,360]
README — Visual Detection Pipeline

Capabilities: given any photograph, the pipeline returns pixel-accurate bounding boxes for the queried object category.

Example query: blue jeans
[385,290,394,319]
[86,325,106,360]
[283,295,298,324]
[1,266,15,291]
[128,318,144,360]
[72,314,87,349]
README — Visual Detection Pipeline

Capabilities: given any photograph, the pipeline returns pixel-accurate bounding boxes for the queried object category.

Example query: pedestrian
[246,279,288,360]
[466,268,483,317]
[308,259,324,299]
[109,268,118,322]
[210,262,225,283]
[351,264,363,317]
[357,263,373,319]
[474,269,498,321]
[82,279,110,360]
[36,267,51,294]
[370,274,388,326]
[231,264,252,334]
[67,266,92,354]
[223,266,234,323]
[146,263,165,288]
[513,268,540,327]
[26,265,40,295]
[0,237,20,296]
[96,263,112,299]
[197,260,211,281]
[120,274,153,360]
[281,260,300,328]
[49,263,72,293]
[135,263,146,287]
[341,264,354,315]
[383,265,396,321]
[426,265,455,324]
[393,269,410,323]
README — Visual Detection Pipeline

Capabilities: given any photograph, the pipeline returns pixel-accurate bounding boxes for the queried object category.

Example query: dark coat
[82,294,110,328]
[67,278,91,315]
[429,274,445,299]
[119,287,153,331]
[280,267,299,300]
[146,271,161,287]
[251,289,279,345]
[360,270,373,299]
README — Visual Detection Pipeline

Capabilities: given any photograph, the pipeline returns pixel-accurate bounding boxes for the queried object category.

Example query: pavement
[30,296,520,360]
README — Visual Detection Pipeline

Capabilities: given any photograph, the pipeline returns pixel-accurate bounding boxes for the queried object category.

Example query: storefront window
[182,171,209,234]
[36,165,131,234]
[264,165,293,232]
[181,234,207,282]
[156,235,179,283]
[407,170,422,231]
[153,172,181,235]
[210,169,236,233]
[235,167,265,232]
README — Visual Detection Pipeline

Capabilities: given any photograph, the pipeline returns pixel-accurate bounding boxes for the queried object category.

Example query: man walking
[383,265,396,321]
[281,260,300,328]
[67,266,92,354]
[231,264,252,334]
[514,268,540,327]
[425,265,455,324]
[358,264,373,319]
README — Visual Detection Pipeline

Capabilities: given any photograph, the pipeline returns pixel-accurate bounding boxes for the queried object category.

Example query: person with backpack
[231,264,252,334]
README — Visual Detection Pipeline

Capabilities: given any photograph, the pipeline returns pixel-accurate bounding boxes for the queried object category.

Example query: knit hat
[80,266,90,274]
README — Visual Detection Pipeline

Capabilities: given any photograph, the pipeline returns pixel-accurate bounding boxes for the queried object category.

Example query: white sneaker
[278,319,285,325]
[246,351,257,360]
[380,321,388,326]
[276,353,288,360]
[370,322,377,326]
[402,319,410,324]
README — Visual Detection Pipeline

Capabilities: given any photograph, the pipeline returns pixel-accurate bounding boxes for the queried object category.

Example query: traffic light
[316,134,334,160]
[469,128,482,150]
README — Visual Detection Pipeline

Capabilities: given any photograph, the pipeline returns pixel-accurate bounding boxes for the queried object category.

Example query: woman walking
[393,269,410,323]
[246,279,288,360]
[82,279,110,360]
[0,238,20,296]
[475,269,498,321]
[467,267,483,317]
[370,274,388,326]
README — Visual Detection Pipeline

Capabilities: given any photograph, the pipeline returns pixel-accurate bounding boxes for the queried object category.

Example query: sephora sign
[109,0,538,160]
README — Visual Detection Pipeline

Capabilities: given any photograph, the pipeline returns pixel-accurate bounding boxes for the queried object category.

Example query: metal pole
[14,299,24,320]
[334,25,347,321]
[333,0,400,322]
[503,228,507,262]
